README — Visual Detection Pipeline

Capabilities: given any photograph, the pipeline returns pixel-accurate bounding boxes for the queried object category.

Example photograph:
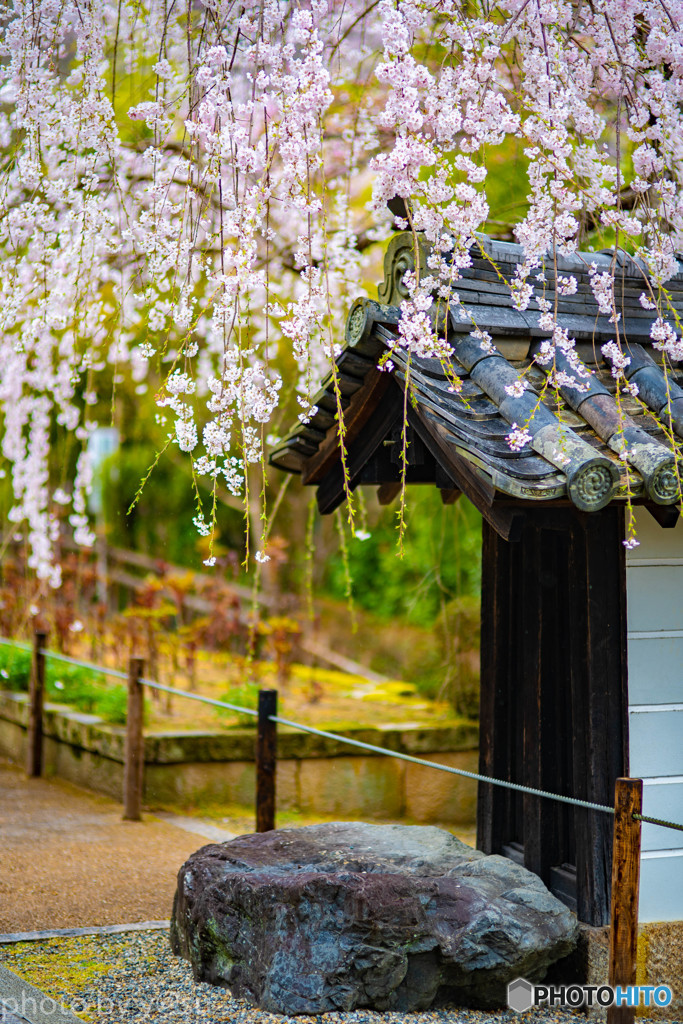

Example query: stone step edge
[0,920,170,945]
[0,964,84,1024]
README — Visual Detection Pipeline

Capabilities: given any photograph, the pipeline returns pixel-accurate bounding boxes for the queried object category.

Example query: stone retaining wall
[0,691,479,823]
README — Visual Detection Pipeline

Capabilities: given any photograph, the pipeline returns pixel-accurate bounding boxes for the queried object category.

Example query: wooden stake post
[123,656,145,821]
[608,777,643,1024]
[256,689,277,833]
[27,631,47,778]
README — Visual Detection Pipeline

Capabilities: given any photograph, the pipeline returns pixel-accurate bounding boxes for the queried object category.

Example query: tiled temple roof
[270,234,683,521]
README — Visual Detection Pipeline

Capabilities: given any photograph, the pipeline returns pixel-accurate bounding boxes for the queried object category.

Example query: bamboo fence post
[123,656,145,821]
[256,689,277,833]
[607,777,643,1024]
[27,630,47,778]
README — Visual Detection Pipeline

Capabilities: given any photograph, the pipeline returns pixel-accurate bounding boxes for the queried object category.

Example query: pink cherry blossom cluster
[1,0,683,579]
[601,341,640,399]
[507,423,533,453]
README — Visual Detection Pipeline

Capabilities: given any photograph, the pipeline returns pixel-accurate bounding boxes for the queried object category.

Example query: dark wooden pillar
[256,689,277,832]
[123,656,145,821]
[569,507,629,925]
[477,520,517,855]
[27,631,47,778]
[477,506,628,926]
[520,521,569,884]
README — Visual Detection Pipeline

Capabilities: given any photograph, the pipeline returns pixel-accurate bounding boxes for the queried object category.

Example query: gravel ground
[0,929,670,1024]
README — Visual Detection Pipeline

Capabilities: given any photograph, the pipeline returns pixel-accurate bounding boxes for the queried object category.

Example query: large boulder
[170,822,578,1014]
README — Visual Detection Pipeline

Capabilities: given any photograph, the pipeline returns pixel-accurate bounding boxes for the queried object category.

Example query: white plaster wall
[626,510,683,923]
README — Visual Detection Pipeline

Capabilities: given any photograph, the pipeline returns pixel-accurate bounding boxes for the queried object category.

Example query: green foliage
[0,646,128,724]
[90,685,129,725]
[102,443,245,567]
[47,663,129,724]
[217,682,260,726]
[0,646,31,691]
[441,594,481,719]
[320,492,482,718]
[325,490,482,626]
[326,591,480,719]
[481,137,530,236]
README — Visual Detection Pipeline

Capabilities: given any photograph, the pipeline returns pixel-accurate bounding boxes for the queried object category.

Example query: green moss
[0,936,112,1022]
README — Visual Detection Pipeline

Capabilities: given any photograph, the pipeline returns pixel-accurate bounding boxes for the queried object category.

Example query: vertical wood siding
[627,512,683,922]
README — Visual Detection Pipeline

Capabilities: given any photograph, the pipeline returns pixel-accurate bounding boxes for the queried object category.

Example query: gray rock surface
[170,822,578,1014]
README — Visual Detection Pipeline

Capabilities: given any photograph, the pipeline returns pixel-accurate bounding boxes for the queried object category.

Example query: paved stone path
[0,759,219,932]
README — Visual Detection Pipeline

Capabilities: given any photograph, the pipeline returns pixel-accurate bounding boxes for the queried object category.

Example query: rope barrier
[270,714,616,815]
[141,677,259,717]
[39,648,128,681]
[0,637,31,652]
[634,812,683,834]
[2,634,683,832]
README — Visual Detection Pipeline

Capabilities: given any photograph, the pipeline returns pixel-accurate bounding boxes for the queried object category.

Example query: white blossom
[1,0,682,577]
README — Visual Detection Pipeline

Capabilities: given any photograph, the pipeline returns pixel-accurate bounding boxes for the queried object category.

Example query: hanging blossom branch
[0,0,682,584]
